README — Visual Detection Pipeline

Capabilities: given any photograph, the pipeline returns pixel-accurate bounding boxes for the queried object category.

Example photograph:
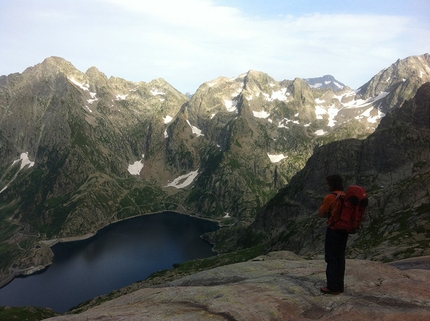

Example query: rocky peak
[286,77,312,100]
[243,69,277,92]
[357,53,430,111]
[85,66,108,88]
[305,74,346,91]
[26,56,82,81]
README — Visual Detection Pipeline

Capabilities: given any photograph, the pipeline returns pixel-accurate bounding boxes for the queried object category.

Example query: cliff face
[43,251,430,321]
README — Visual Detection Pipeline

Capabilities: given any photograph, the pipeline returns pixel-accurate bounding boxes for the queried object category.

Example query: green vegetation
[0,221,18,243]
[150,244,265,280]
[0,243,20,272]
[0,306,60,321]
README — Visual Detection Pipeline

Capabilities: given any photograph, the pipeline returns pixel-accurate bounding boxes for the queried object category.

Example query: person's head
[326,174,343,191]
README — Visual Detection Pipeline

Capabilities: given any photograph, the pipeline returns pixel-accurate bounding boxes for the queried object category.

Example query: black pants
[325,227,348,292]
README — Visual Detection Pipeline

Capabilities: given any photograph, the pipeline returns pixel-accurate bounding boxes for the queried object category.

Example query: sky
[1,0,429,94]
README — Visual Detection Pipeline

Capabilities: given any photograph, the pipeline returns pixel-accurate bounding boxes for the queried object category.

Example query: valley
[0,53,429,311]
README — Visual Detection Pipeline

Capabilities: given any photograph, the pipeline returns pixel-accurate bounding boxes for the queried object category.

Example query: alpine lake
[0,211,219,313]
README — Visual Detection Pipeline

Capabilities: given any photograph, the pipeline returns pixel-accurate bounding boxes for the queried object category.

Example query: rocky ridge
[42,251,430,321]
[305,75,345,91]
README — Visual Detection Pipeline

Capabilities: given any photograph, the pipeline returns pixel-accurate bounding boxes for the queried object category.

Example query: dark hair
[326,174,343,191]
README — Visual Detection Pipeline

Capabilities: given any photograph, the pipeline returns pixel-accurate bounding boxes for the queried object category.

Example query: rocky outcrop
[43,251,430,321]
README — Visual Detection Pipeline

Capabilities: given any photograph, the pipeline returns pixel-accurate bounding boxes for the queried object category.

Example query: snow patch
[87,92,98,104]
[69,78,89,91]
[12,152,35,170]
[327,105,339,127]
[128,155,144,175]
[334,82,344,89]
[355,107,385,124]
[207,80,218,87]
[224,99,238,113]
[116,94,128,100]
[342,91,389,109]
[150,89,164,96]
[187,120,204,136]
[166,170,199,189]
[309,83,322,89]
[151,89,165,101]
[314,129,327,136]
[315,104,339,127]
[164,115,173,124]
[2,152,35,193]
[278,118,299,128]
[253,110,270,119]
[263,88,288,102]
[267,153,287,163]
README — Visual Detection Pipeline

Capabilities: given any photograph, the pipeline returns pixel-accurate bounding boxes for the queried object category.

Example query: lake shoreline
[0,211,220,313]
[43,210,222,246]
[1,210,222,290]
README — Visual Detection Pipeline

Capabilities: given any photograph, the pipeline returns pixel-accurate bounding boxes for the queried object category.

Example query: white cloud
[1,0,428,94]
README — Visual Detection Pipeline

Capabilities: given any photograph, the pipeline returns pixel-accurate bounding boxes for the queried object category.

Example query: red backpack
[329,185,368,234]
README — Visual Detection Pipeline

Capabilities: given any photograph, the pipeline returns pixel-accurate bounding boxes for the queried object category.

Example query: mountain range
[211,81,430,263]
[0,53,429,286]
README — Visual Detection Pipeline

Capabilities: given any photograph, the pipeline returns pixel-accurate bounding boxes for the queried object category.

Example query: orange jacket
[318,190,343,219]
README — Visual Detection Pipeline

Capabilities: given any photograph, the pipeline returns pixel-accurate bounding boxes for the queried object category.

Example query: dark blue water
[0,212,218,313]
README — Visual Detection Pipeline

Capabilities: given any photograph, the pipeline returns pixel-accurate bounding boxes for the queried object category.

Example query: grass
[0,306,60,321]
[147,244,266,282]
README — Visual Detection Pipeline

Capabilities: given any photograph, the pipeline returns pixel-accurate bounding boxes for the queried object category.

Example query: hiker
[318,174,347,295]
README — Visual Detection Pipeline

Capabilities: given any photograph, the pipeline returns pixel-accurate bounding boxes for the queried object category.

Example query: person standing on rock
[318,174,347,295]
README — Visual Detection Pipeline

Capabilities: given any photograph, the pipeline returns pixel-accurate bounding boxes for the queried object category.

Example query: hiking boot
[320,287,340,295]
